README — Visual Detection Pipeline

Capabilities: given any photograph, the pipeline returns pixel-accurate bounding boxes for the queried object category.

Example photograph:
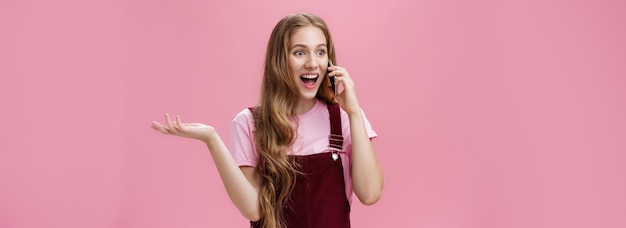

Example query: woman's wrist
[345,103,362,117]
[347,109,366,127]
[202,130,221,146]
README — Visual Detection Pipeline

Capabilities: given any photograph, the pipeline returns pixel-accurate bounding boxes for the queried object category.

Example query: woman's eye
[294,50,305,56]
[316,50,326,55]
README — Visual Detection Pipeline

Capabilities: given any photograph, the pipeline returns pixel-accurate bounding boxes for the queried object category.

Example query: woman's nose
[304,56,318,69]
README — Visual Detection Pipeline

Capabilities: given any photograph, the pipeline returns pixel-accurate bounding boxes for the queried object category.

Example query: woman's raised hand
[328,65,361,115]
[151,113,216,143]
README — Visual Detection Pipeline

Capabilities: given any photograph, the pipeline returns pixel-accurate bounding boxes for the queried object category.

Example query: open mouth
[300,74,319,88]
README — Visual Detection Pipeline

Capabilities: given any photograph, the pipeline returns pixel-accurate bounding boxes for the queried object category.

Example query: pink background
[1,0,625,227]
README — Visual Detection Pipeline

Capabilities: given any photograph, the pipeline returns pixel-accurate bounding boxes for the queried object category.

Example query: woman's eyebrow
[290,44,327,49]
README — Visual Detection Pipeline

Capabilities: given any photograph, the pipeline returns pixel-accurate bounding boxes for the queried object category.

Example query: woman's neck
[293,98,317,116]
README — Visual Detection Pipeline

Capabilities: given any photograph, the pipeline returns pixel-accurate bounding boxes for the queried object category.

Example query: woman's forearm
[348,111,384,205]
[204,134,262,221]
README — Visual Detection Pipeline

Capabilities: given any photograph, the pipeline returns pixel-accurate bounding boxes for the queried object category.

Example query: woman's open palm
[151,114,216,143]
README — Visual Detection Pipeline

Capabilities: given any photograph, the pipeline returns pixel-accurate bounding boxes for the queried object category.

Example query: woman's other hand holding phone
[328,64,360,115]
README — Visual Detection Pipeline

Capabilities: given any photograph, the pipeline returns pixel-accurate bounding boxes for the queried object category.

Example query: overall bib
[251,104,350,228]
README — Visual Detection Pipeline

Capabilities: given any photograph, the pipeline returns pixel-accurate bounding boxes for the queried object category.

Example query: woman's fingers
[154,114,191,135]
[151,121,167,134]
[333,73,354,92]
[165,113,178,133]
[328,66,355,99]
[328,68,341,77]
[328,66,351,81]
[165,113,172,128]
[176,115,184,132]
[328,65,346,72]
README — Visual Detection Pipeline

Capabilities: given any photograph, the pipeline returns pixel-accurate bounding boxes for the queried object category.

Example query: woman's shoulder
[232,107,255,127]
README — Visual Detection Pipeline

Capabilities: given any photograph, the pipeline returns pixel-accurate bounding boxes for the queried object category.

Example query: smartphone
[328,60,336,95]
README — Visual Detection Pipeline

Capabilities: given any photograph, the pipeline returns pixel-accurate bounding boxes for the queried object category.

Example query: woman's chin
[298,90,318,101]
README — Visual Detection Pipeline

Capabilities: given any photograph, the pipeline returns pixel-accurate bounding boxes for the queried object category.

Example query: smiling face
[288,25,329,103]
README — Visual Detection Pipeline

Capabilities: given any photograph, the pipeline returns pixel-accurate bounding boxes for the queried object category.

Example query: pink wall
[1,0,625,227]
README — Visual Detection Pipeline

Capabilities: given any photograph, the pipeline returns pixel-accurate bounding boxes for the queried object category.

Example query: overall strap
[327,103,343,151]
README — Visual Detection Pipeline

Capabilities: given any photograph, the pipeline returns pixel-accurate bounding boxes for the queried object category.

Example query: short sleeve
[360,109,378,139]
[229,109,258,167]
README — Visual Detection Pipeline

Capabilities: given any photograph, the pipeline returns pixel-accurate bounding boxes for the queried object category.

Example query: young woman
[151,13,383,228]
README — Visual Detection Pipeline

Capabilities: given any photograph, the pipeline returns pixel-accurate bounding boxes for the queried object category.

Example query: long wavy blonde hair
[252,13,337,228]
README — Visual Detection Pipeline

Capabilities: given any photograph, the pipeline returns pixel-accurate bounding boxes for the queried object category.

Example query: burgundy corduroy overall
[250,104,350,228]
